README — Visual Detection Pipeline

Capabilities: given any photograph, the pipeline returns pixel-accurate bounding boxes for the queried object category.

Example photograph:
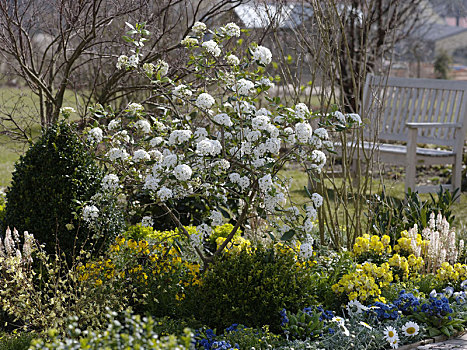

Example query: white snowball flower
[196,93,215,109]
[181,36,199,46]
[134,119,151,133]
[256,108,271,117]
[223,22,241,37]
[311,193,323,208]
[156,59,169,77]
[236,78,255,95]
[148,150,163,162]
[192,21,207,34]
[60,106,76,115]
[133,149,150,162]
[107,148,129,161]
[108,119,121,131]
[299,239,313,258]
[314,128,329,139]
[295,103,310,120]
[127,102,144,114]
[265,138,281,154]
[161,154,178,168]
[259,77,275,88]
[226,54,240,65]
[150,137,164,147]
[252,115,270,130]
[334,111,346,125]
[128,54,139,68]
[310,150,326,169]
[141,216,153,227]
[213,113,233,127]
[209,210,224,226]
[144,174,160,190]
[173,84,193,98]
[238,176,250,190]
[252,45,272,65]
[295,122,313,143]
[347,113,363,126]
[306,206,318,221]
[258,174,273,193]
[102,174,119,191]
[116,55,128,70]
[202,40,221,57]
[173,164,193,181]
[194,127,208,141]
[197,223,212,237]
[82,205,99,222]
[196,139,222,156]
[157,186,173,201]
[88,127,103,144]
[229,172,241,183]
[168,129,192,145]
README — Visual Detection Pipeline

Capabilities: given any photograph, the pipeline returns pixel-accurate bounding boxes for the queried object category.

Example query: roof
[234,3,314,29]
[417,22,467,41]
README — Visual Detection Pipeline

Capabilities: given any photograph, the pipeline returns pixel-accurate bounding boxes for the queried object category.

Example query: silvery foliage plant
[84,21,361,263]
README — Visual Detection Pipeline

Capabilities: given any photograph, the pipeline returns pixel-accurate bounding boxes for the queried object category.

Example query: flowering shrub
[85,21,360,265]
[78,235,202,318]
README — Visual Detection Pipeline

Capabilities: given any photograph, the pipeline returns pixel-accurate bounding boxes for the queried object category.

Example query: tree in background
[0,0,246,140]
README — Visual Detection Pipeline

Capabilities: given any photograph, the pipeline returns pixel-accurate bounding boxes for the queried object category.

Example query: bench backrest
[362,74,467,147]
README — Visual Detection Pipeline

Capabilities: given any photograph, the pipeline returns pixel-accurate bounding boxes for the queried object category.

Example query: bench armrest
[406,122,462,129]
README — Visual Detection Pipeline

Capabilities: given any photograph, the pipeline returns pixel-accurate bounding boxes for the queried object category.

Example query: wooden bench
[347,74,467,193]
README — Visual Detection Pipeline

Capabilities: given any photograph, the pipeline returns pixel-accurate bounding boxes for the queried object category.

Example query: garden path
[410,333,467,349]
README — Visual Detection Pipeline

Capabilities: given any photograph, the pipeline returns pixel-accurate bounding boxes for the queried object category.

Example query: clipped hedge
[4,122,113,258]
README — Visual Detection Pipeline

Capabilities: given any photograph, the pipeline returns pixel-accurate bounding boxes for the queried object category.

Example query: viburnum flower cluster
[87,21,361,262]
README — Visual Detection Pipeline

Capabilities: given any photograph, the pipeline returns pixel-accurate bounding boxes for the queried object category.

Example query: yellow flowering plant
[353,234,392,264]
[332,262,393,303]
[78,234,202,318]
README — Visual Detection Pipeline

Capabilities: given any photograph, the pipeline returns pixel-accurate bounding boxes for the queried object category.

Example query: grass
[281,167,467,234]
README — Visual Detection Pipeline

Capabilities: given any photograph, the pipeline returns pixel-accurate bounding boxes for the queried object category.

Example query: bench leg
[452,154,462,193]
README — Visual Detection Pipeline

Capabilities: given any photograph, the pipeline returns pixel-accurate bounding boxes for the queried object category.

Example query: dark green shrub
[3,122,118,259]
[184,245,317,332]
[0,332,34,350]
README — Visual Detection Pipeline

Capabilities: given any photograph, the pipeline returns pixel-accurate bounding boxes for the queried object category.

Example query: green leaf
[280,230,296,241]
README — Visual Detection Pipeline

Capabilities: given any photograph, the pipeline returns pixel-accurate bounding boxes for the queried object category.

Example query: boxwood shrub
[3,122,119,259]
